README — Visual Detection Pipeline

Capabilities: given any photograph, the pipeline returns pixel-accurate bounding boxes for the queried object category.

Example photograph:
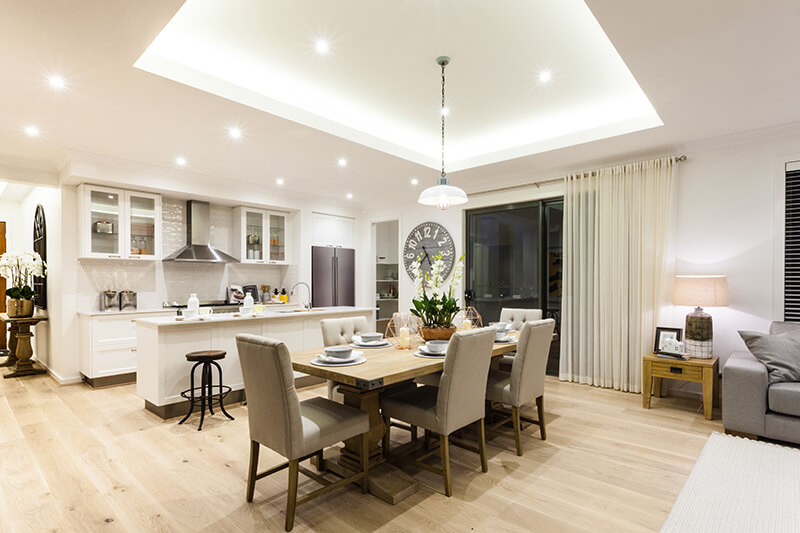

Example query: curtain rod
[467,154,687,197]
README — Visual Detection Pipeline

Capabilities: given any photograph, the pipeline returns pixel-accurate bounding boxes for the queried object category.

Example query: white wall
[0,200,22,253]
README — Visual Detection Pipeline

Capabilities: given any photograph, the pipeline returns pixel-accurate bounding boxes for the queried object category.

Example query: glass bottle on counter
[280,288,288,303]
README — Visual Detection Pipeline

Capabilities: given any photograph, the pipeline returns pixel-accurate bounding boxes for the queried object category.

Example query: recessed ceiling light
[47,75,66,90]
[411,178,419,185]
[440,106,450,117]
[315,39,330,54]
[24,125,39,137]
[337,158,347,167]
[228,126,242,139]
[539,70,553,83]
[346,193,353,199]
[175,156,187,166]
[276,177,285,185]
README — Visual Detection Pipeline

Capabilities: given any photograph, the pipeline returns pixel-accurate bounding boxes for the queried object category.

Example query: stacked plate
[350,334,391,349]
[414,342,448,359]
[311,349,366,367]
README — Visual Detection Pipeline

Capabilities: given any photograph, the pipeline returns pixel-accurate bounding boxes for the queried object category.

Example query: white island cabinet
[135,307,374,418]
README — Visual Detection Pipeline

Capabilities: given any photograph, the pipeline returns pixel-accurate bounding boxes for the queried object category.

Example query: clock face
[403,222,456,280]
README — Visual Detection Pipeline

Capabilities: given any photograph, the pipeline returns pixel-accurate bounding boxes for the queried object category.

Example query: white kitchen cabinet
[312,212,355,248]
[233,207,290,264]
[79,310,174,385]
[78,184,162,260]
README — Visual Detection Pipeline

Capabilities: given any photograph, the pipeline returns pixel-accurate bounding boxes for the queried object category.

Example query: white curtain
[559,157,674,392]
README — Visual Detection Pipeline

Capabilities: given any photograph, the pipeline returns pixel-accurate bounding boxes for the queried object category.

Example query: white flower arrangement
[409,252,464,328]
[0,251,47,300]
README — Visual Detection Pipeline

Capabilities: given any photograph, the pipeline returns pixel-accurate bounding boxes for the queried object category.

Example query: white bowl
[324,346,353,359]
[494,330,509,341]
[425,340,449,354]
[490,321,509,331]
[360,332,383,343]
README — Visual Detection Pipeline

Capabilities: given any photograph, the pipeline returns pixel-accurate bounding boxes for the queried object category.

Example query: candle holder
[385,312,424,350]
[453,306,483,330]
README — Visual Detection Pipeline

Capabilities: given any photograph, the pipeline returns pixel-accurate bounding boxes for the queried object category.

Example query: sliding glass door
[465,198,563,373]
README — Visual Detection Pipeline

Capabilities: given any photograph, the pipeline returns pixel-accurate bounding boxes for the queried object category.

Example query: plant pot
[419,326,457,341]
[7,298,34,318]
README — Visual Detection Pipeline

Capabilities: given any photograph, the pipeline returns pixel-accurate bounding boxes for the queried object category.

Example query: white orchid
[0,251,47,300]
[409,252,465,328]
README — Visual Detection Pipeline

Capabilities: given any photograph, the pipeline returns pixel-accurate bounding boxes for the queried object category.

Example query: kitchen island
[136,306,374,418]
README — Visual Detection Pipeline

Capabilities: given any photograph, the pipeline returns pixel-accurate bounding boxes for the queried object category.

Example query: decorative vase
[419,326,457,341]
[7,298,34,318]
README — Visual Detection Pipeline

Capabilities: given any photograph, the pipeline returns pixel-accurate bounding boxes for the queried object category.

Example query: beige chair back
[510,319,555,406]
[236,334,304,459]
[499,308,543,330]
[435,328,496,434]
[321,316,370,346]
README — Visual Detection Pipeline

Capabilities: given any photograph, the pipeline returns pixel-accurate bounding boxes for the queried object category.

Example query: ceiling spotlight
[440,106,450,117]
[411,178,419,185]
[539,70,553,83]
[228,127,242,139]
[175,156,187,166]
[47,75,66,89]
[315,39,330,54]
[276,177,285,185]
[346,193,353,199]
[338,158,347,167]
[108,195,115,199]
[24,125,39,137]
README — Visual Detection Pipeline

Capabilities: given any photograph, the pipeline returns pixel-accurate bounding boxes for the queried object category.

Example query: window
[785,164,800,320]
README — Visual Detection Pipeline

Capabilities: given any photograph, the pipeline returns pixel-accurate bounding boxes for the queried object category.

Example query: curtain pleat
[559,157,674,392]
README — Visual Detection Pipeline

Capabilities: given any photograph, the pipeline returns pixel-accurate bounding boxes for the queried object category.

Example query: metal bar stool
[178,350,234,430]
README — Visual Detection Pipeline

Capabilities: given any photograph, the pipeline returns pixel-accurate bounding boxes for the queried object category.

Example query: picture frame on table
[654,327,684,356]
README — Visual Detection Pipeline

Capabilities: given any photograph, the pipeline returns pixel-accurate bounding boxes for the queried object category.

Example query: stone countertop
[135,306,375,328]
[77,308,179,317]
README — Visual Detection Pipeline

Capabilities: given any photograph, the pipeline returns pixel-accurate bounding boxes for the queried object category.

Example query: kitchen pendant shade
[418,177,468,210]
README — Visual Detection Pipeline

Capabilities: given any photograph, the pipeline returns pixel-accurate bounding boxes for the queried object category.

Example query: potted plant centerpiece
[0,251,47,318]
[410,252,464,341]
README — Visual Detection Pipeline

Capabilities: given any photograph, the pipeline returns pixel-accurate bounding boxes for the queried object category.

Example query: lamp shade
[672,275,729,307]
[417,176,468,210]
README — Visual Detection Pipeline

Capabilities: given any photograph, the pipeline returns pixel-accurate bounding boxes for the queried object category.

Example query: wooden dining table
[290,331,518,503]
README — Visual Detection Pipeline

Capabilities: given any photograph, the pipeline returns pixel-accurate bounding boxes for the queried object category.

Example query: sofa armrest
[722,350,768,435]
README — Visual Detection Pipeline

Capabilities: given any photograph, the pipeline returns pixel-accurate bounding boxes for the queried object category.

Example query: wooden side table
[0,314,48,378]
[642,353,719,420]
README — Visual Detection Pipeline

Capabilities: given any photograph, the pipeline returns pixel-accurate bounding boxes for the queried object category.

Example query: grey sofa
[722,321,800,444]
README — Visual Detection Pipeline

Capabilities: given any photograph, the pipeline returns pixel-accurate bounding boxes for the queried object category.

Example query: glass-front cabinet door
[125,191,161,260]
[268,212,287,263]
[244,209,265,263]
[85,186,125,258]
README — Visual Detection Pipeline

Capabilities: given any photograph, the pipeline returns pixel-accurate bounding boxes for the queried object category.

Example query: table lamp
[672,275,728,358]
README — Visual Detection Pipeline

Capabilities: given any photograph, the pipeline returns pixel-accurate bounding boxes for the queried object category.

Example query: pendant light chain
[441,60,446,178]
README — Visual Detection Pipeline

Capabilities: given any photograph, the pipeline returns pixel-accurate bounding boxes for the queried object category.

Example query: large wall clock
[403,222,456,280]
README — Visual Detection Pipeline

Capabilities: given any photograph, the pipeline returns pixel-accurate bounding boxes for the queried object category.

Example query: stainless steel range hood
[163,200,238,263]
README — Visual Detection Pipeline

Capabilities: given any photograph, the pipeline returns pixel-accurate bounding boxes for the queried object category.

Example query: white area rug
[662,432,800,532]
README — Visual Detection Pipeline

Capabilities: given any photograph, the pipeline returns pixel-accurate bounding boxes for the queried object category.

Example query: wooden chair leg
[316,449,325,472]
[246,440,259,502]
[512,406,523,456]
[477,418,488,473]
[440,434,452,497]
[285,460,299,532]
[424,429,432,450]
[361,432,370,494]
[382,416,390,457]
[536,395,546,441]
[410,424,418,441]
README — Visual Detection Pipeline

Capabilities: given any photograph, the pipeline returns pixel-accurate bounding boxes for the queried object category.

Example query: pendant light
[418,56,468,210]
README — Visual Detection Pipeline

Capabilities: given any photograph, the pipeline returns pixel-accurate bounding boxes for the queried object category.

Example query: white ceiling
[1,1,799,207]
[134,0,661,172]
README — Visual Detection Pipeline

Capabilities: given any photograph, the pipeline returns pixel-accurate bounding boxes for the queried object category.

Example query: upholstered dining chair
[380,327,496,496]
[498,308,543,371]
[320,316,370,401]
[485,319,555,456]
[236,334,370,532]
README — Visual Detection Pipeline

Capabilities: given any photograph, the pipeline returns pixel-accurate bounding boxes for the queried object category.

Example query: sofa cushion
[738,330,800,384]
[768,382,800,417]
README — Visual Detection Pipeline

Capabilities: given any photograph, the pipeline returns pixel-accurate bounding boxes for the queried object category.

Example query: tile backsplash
[78,198,297,310]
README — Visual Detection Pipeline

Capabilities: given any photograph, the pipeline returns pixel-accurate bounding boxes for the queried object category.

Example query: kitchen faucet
[290,282,312,311]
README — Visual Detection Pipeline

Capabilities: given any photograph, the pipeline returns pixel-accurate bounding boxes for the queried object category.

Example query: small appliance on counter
[100,290,119,312]
[119,290,137,311]
[242,285,259,303]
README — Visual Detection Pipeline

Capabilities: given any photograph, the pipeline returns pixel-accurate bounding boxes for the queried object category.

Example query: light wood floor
[0,374,722,532]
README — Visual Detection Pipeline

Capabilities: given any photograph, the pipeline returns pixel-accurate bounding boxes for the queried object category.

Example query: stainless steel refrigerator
[312,246,355,307]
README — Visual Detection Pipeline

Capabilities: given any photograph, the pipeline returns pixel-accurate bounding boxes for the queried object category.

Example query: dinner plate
[413,350,445,359]
[494,337,516,344]
[350,340,392,349]
[311,355,367,367]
